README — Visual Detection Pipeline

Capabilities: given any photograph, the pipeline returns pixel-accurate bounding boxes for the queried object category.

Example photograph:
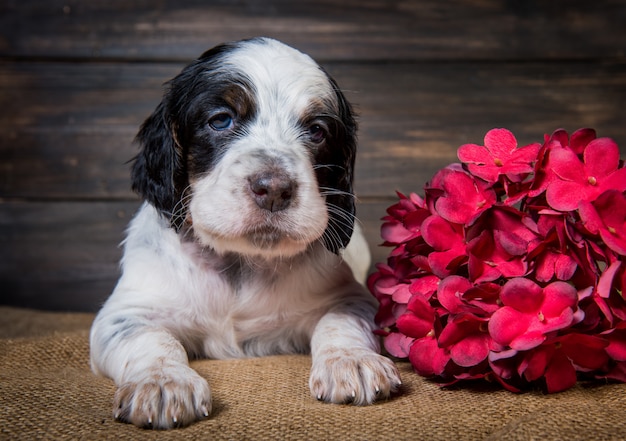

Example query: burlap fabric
[1,306,625,440]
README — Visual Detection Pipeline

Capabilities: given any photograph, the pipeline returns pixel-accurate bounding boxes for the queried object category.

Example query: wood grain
[0,201,136,311]
[1,0,625,61]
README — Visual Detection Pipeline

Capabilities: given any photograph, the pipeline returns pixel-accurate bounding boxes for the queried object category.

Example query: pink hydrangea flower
[579,190,626,256]
[545,137,626,211]
[409,336,450,377]
[427,168,497,225]
[421,214,467,278]
[466,207,538,282]
[438,313,493,367]
[518,334,609,393]
[488,278,583,351]
[458,128,540,183]
[368,128,626,393]
[529,128,597,198]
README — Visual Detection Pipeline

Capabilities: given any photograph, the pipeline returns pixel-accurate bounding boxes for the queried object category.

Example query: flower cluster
[368,128,626,393]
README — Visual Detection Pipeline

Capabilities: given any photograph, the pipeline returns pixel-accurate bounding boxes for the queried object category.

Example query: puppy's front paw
[309,349,401,405]
[113,363,212,429]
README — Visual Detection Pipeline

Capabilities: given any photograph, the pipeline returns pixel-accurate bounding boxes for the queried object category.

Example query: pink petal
[483,128,518,158]
[381,221,415,243]
[510,331,546,351]
[458,143,491,164]
[549,147,586,182]
[489,306,531,346]
[489,348,520,380]
[391,284,413,303]
[428,249,463,278]
[569,128,597,154]
[600,167,626,194]
[527,308,575,337]
[548,128,570,147]
[408,336,450,377]
[520,344,553,381]
[541,281,578,316]
[554,253,577,280]
[450,333,490,367]
[375,297,396,328]
[494,229,528,256]
[438,313,483,347]
[510,142,541,163]
[561,334,609,370]
[467,255,501,284]
[437,275,472,314]
[466,163,500,183]
[397,312,433,339]
[584,137,620,178]
[578,200,603,235]
[605,327,626,361]
[544,350,577,393]
[410,275,440,298]
[404,208,431,231]
[422,215,460,250]
[500,278,543,313]
[535,251,559,283]
[595,190,626,226]
[369,273,400,296]
[597,260,621,298]
[435,171,496,224]
[600,229,626,256]
[546,180,593,212]
[384,332,414,358]
[463,283,501,314]
[407,290,436,316]
[496,258,528,279]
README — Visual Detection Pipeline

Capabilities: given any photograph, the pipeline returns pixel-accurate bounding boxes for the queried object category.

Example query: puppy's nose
[249,173,296,212]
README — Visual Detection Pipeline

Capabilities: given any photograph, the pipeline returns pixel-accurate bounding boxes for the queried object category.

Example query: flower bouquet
[368,128,626,392]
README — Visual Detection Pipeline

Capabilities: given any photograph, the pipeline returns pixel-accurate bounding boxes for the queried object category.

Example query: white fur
[90,38,400,429]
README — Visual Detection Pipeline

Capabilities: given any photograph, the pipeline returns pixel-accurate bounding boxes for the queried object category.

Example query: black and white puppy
[90,37,400,429]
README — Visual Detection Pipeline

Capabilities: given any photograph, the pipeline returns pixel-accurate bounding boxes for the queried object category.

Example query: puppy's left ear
[320,75,358,254]
[131,101,186,225]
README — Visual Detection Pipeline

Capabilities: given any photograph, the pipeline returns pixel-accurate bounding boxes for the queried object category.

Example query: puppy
[90,37,401,429]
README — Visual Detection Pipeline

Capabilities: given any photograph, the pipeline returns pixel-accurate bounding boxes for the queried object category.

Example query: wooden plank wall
[1,0,625,311]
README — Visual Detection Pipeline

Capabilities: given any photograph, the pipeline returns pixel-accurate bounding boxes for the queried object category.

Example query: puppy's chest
[185,247,330,354]
[195,276,321,358]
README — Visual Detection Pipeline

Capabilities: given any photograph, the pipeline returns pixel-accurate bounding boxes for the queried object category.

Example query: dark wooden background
[1,0,625,311]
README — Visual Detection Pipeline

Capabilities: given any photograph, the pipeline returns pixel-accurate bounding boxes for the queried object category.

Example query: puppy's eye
[309,124,327,144]
[209,113,234,131]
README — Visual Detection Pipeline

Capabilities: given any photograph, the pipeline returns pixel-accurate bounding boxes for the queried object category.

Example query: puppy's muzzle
[248,172,297,212]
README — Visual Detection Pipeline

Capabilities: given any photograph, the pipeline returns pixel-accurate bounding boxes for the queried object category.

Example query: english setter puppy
[90,37,401,429]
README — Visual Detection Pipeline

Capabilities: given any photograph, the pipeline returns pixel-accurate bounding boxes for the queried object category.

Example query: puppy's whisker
[312,164,346,172]
[321,228,343,255]
[319,187,356,199]
[326,204,361,228]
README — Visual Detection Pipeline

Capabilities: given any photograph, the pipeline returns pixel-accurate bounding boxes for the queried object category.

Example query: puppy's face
[132,38,357,258]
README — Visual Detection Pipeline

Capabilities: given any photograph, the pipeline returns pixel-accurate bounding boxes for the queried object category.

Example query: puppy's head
[131,37,357,258]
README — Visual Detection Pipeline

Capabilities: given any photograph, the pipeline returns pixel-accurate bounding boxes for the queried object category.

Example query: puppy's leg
[309,300,402,405]
[90,311,211,429]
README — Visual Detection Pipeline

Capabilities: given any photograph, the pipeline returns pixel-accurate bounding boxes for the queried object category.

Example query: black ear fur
[320,75,358,254]
[131,48,230,227]
[131,101,186,226]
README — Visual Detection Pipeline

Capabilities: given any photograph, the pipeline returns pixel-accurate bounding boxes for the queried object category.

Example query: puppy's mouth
[246,225,289,249]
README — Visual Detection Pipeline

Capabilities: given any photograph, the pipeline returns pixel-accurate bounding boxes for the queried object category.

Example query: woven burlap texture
[1,306,625,441]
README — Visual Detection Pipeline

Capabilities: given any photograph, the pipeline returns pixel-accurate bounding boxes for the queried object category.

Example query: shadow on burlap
[1,306,625,441]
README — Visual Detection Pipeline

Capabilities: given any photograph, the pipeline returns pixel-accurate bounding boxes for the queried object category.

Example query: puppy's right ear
[131,101,185,219]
